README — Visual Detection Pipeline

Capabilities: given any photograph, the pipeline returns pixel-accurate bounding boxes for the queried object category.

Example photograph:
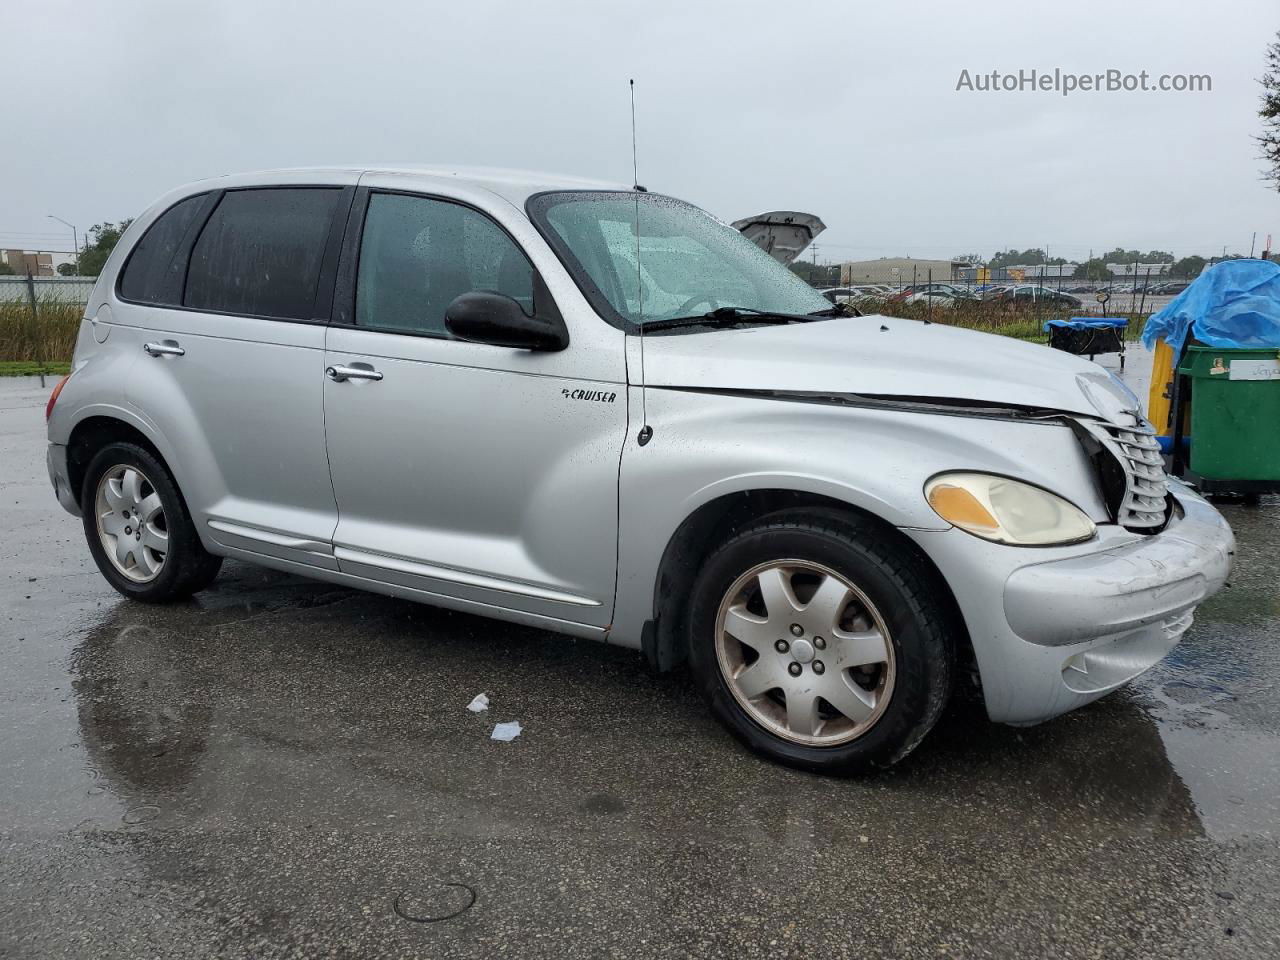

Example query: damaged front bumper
[908,480,1234,725]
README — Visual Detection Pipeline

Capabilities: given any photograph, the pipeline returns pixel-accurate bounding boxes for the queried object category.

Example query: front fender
[609,386,1106,650]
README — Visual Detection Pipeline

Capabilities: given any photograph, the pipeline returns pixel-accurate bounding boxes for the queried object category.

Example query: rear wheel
[687,510,954,773]
[81,442,221,601]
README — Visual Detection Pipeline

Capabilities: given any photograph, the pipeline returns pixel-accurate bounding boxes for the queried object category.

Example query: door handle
[326,363,384,383]
[143,340,185,357]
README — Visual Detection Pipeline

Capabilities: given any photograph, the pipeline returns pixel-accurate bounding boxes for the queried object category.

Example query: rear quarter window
[118,194,208,305]
[184,188,342,321]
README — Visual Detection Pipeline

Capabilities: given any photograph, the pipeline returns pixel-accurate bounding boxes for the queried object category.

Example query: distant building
[1105,261,1171,278]
[1001,263,1078,281]
[840,258,963,286]
[955,263,1081,282]
[2,250,55,276]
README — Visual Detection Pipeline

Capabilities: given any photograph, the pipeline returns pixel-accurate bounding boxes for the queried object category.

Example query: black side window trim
[331,186,557,342]
[116,185,354,325]
[330,185,370,326]
[311,187,357,322]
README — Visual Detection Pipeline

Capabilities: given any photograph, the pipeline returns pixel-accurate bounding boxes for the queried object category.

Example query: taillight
[45,374,70,421]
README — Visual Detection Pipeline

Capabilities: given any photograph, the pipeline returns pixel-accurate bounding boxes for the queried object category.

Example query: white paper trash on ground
[466,693,490,713]
[490,721,522,742]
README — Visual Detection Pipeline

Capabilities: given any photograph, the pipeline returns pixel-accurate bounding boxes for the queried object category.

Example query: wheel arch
[66,413,174,512]
[642,488,977,692]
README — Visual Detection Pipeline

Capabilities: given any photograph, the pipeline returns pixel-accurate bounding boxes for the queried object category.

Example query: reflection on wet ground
[2,374,1278,958]
[53,577,1212,842]
[1131,494,1280,839]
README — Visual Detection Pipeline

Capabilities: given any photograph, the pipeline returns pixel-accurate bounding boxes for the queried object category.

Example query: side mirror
[445,290,569,352]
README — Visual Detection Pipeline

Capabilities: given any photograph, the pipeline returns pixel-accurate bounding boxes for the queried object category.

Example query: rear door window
[184,188,342,320]
[118,194,208,305]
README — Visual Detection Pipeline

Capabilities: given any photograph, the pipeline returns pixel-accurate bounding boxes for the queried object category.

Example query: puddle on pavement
[1134,654,1280,840]
[56,574,1269,848]
[1128,497,1280,841]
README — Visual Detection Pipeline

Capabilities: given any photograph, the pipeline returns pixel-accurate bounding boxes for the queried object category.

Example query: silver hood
[641,314,1141,423]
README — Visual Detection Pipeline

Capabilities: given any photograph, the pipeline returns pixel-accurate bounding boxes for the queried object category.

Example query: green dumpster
[1178,346,1280,482]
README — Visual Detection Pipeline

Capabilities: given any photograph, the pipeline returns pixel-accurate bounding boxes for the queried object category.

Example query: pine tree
[1261,33,1280,188]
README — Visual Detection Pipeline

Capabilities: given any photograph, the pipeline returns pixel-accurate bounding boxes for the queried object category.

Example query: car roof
[180,165,633,209]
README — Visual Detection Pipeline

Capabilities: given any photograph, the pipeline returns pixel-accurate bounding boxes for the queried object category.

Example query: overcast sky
[5,0,1277,264]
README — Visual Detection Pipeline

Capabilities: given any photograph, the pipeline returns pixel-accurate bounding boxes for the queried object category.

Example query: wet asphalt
[2,362,1278,959]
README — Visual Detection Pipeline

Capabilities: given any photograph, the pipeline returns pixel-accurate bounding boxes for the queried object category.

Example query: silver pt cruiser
[45,167,1235,772]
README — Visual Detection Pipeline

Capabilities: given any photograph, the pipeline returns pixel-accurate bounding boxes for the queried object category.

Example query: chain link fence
[0,275,97,304]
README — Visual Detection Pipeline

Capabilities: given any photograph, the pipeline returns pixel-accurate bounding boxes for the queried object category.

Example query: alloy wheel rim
[714,559,896,747]
[94,464,168,583]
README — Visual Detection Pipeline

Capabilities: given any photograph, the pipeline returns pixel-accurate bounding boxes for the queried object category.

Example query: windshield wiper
[641,306,821,333]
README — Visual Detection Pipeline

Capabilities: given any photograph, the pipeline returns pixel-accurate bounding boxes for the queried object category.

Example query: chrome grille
[1098,421,1169,531]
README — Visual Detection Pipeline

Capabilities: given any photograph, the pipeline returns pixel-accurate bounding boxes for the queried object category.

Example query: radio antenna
[631,78,652,446]
[630,79,640,190]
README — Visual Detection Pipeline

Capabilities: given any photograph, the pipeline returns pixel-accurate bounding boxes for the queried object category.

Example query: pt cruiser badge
[562,387,617,403]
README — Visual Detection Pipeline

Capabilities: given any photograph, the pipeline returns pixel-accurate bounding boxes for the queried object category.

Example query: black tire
[80,442,222,602]
[686,508,954,774]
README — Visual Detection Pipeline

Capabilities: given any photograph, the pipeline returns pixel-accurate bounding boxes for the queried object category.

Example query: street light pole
[47,215,79,275]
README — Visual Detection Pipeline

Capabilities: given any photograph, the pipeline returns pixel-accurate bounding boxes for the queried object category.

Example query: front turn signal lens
[926,483,1000,536]
[925,472,1096,546]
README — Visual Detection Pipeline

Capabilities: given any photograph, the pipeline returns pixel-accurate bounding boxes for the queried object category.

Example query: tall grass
[865,298,1148,343]
[0,299,83,363]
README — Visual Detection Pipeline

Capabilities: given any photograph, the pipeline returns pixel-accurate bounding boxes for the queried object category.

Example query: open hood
[731,211,826,266]
[641,314,1141,424]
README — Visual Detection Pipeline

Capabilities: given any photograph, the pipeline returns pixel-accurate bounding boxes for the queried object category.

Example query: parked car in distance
[889,283,979,303]
[902,290,967,308]
[987,285,1084,308]
[45,166,1234,774]
[848,285,890,300]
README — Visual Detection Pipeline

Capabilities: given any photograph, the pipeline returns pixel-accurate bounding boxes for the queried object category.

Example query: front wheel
[81,442,222,602]
[687,511,954,774]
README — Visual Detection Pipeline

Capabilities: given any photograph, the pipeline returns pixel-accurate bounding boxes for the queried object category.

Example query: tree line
[954,248,1216,280]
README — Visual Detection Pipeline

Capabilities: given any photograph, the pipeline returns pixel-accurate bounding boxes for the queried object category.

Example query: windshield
[527,191,833,329]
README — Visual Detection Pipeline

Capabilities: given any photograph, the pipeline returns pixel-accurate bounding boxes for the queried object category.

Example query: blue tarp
[1044,316,1128,330]
[1142,259,1280,352]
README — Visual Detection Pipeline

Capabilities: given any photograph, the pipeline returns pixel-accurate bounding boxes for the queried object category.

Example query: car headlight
[924,472,1096,545]
[1077,370,1141,422]
[1107,369,1141,410]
